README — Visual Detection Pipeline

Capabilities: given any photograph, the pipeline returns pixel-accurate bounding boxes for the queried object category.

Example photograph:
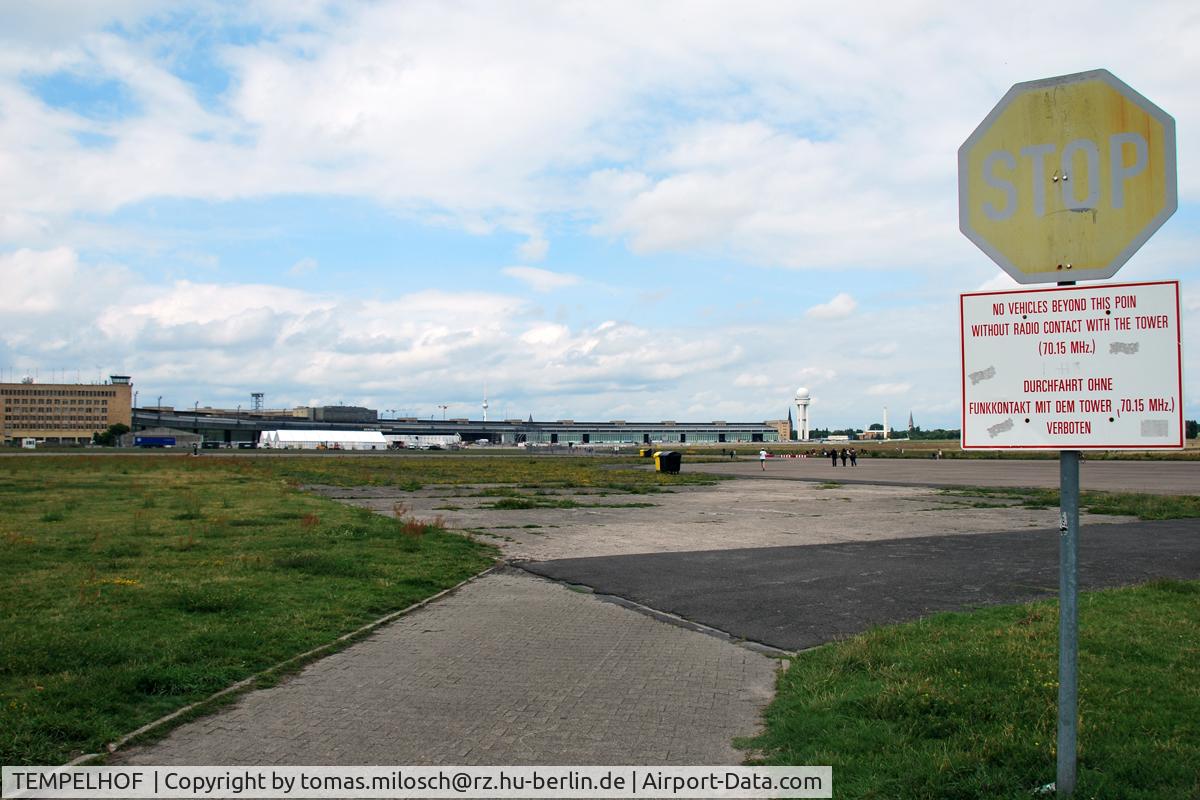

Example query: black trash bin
[654,450,682,474]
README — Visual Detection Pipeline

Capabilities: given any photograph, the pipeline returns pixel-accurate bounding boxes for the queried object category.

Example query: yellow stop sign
[959,69,1176,283]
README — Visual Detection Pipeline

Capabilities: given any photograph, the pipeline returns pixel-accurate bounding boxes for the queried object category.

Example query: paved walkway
[115,570,777,765]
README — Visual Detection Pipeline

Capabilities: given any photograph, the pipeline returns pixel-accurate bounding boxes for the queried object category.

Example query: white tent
[259,429,387,450]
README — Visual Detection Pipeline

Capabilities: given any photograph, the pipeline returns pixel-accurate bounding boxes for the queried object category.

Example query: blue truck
[134,435,176,448]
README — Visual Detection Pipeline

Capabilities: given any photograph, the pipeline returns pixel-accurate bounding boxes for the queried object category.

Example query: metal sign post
[1058,448,1079,795]
[1056,277,1078,798]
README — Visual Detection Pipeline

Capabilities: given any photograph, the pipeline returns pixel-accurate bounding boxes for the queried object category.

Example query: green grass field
[743,581,1200,799]
[0,456,501,764]
[936,486,1200,520]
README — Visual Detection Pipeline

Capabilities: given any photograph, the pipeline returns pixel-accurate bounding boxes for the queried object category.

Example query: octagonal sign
[959,69,1176,284]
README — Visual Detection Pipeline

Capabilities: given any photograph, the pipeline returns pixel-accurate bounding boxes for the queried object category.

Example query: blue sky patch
[23,72,141,121]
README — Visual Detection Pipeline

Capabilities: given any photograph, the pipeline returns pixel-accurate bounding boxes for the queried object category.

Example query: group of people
[827,447,857,467]
[755,447,859,469]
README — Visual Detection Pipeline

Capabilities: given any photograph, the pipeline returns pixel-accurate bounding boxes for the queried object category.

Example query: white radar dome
[794,387,811,399]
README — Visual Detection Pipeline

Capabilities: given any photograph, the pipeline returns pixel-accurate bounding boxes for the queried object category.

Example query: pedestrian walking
[830,448,838,467]
[759,449,767,470]
[849,448,857,467]
[840,448,848,467]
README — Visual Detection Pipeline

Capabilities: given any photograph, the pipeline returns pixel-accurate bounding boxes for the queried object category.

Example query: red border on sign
[960,280,1184,450]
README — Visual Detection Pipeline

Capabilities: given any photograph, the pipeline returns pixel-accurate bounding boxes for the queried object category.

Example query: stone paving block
[115,570,777,766]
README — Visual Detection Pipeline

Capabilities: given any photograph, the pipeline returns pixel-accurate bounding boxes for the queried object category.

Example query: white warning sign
[961,281,1183,450]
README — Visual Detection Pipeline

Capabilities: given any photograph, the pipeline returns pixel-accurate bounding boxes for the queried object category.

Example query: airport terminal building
[1,378,781,448]
[129,406,782,448]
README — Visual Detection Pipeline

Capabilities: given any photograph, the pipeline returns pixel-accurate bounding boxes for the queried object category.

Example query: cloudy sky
[2,1,1197,428]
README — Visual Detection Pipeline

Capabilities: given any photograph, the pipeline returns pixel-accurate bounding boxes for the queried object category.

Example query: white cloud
[806,293,858,320]
[517,234,549,262]
[0,247,82,313]
[866,382,912,396]
[502,266,581,293]
[3,3,1197,271]
[520,323,570,346]
[0,2,171,48]
[861,341,898,357]
[591,120,957,269]
[975,273,1023,293]
[2,251,764,418]
[3,249,1104,427]
[0,212,51,242]
[795,367,838,384]
[733,373,769,388]
[0,247,132,318]
[289,257,318,276]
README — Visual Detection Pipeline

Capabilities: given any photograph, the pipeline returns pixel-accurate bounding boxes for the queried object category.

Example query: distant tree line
[92,423,130,446]
[804,425,961,441]
[807,428,859,439]
[907,426,962,440]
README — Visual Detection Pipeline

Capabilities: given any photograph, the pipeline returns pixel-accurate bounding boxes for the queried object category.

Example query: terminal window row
[5,397,110,402]
[4,411,108,417]
[4,417,108,422]
[5,399,109,407]
[0,389,117,397]
[3,422,106,429]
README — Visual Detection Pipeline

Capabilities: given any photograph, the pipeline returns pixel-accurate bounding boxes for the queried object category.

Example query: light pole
[438,404,449,420]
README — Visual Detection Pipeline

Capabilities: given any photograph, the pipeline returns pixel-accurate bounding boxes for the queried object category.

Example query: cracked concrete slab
[318,479,1135,562]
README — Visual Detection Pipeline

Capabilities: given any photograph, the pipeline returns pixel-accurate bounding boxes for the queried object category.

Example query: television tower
[481,384,489,422]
